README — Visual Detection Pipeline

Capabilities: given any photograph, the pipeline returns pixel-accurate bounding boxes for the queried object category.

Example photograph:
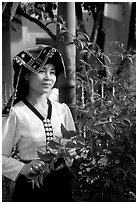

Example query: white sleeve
[2,110,25,181]
[62,103,76,131]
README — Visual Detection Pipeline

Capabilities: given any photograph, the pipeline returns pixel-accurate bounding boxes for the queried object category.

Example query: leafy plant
[71,41,136,202]
[28,124,87,188]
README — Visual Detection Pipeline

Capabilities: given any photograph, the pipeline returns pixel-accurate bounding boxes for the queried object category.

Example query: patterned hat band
[13,44,66,76]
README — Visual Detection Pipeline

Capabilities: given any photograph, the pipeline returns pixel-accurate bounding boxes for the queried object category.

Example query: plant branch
[63,27,104,66]
[16,6,56,42]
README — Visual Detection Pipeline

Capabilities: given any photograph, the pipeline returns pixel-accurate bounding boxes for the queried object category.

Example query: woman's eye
[38,68,56,75]
[39,70,45,73]
[51,70,56,75]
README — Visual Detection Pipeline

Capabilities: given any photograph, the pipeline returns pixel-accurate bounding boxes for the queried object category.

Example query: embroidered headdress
[2,44,66,116]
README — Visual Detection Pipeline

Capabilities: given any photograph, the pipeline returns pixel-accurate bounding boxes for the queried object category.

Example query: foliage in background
[71,41,136,202]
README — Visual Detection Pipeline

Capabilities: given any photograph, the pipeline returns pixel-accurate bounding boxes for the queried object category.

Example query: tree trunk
[57,2,76,118]
[2,4,12,107]
[127,2,136,51]
[90,3,105,51]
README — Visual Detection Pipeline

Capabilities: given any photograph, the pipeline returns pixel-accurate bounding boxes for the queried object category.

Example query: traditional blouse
[2,100,76,181]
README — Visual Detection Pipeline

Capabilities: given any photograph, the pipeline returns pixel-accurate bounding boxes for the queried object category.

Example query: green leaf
[37,151,51,163]
[77,31,90,42]
[47,153,57,160]
[57,15,65,24]
[79,49,89,60]
[61,124,77,139]
[116,113,130,124]
[59,150,70,158]
[43,164,51,175]
[98,157,108,166]
[72,135,85,144]
[103,123,114,139]
[75,141,85,148]
[125,153,135,163]
[100,111,114,120]
[58,29,68,36]
[88,69,98,78]
[118,108,128,115]
[66,141,76,148]
[37,151,57,163]
[48,141,61,149]
[65,158,73,167]
[129,191,136,199]
[38,172,44,186]
[34,176,40,188]
[49,160,55,171]
[122,119,131,126]
[73,39,84,49]
[87,123,101,134]
[32,180,35,189]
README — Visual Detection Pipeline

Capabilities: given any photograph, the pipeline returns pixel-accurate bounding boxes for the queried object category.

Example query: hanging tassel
[2,67,22,117]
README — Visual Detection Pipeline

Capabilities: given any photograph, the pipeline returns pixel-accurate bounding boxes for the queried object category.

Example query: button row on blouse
[43,118,54,144]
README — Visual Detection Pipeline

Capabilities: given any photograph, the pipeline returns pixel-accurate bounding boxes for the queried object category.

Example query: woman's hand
[19,160,46,179]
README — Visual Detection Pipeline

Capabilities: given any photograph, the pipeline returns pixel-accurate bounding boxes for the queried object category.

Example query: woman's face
[28,63,56,95]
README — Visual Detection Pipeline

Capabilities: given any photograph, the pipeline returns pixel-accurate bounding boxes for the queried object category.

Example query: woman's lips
[42,83,52,87]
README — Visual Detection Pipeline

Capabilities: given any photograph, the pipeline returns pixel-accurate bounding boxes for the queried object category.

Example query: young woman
[2,45,76,201]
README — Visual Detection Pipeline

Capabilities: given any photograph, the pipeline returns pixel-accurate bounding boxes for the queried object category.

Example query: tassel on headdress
[2,67,22,116]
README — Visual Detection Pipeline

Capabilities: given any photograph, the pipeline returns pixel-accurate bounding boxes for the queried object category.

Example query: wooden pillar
[57,2,76,118]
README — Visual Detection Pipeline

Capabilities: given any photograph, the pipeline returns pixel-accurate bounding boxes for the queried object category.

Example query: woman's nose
[44,71,50,79]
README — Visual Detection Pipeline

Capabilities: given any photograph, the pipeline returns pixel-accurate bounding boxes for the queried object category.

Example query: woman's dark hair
[13,64,31,105]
